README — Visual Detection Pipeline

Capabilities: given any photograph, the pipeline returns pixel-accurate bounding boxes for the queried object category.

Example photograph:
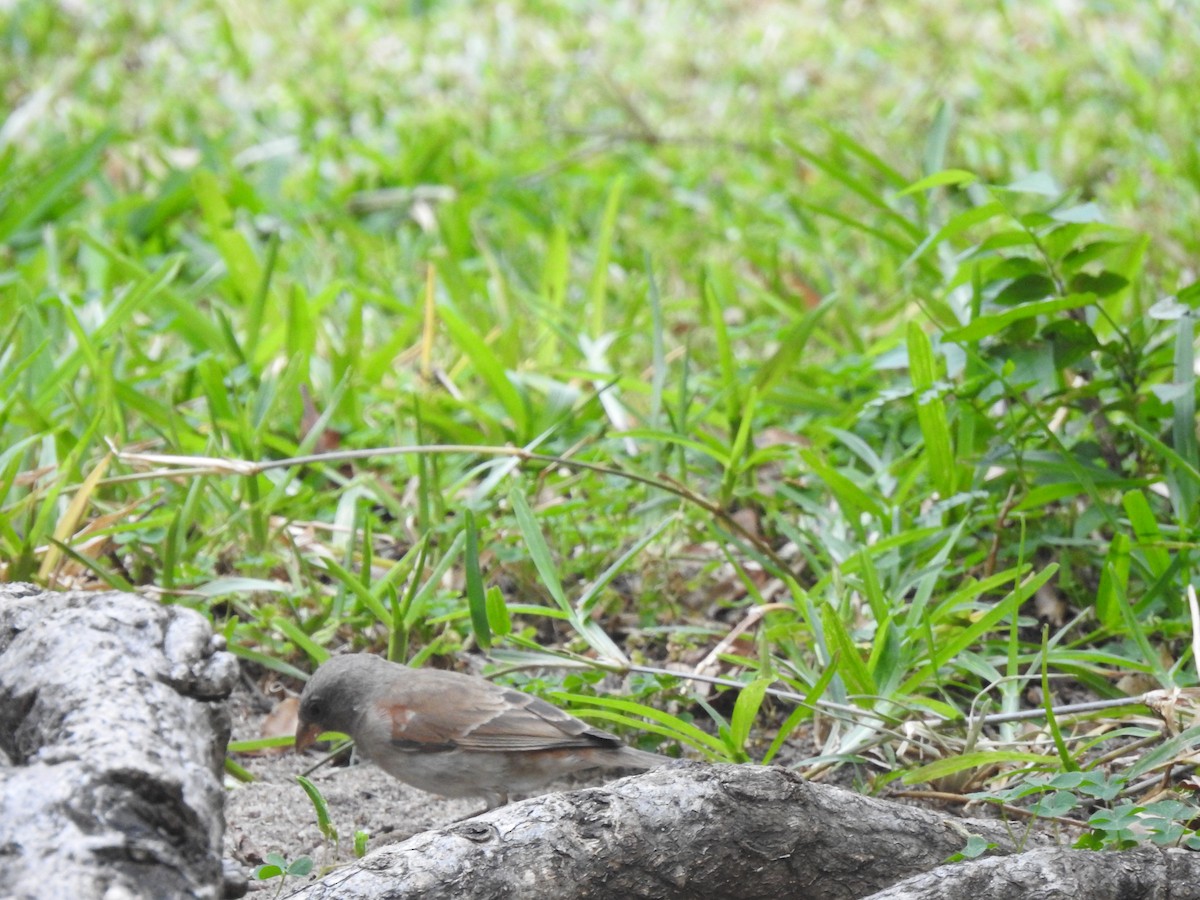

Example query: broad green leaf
[272,617,329,665]
[903,750,1055,784]
[998,171,1061,196]
[439,304,529,437]
[904,201,1006,269]
[896,168,978,197]
[588,176,625,335]
[1095,534,1131,632]
[901,565,1057,694]
[822,603,875,696]
[1121,490,1170,580]
[0,130,112,242]
[464,509,491,649]
[802,449,885,522]
[730,677,773,755]
[907,323,955,498]
[945,294,1096,342]
[555,692,728,757]
[296,775,338,843]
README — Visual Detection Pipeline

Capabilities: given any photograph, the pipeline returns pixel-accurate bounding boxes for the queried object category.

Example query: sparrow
[295,653,669,810]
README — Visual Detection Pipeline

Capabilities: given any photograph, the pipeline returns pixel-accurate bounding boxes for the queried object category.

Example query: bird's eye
[302,695,324,720]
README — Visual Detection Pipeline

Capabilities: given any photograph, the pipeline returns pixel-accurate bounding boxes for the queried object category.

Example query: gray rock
[0,585,236,900]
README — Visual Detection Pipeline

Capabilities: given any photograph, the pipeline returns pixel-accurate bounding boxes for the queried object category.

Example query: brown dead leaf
[254,696,300,756]
[1033,583,1068,626]
[729,507,761,540]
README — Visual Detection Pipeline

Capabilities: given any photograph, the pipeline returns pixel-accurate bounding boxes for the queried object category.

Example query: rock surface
[0,584,237,900]
[284,761,1053,900]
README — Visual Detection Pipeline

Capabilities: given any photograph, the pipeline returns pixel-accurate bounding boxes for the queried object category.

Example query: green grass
[3,0,1200,849]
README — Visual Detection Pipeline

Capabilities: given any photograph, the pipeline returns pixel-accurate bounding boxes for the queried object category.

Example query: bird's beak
[295,719,323,753]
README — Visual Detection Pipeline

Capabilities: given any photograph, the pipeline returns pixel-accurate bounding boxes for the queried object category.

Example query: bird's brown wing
[376,670,622,753]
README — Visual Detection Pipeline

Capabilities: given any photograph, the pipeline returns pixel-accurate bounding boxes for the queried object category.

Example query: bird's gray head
[296,654,395,749]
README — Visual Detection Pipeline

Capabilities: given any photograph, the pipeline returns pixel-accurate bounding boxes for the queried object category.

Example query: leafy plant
[255,852,314,898]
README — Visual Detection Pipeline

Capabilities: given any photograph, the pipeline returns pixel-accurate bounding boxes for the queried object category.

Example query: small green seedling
[296,774,339,848]
[255,852,313,898]
[354,829,371,859]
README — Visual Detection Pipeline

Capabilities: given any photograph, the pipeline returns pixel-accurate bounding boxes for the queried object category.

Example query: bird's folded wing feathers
[380,677,623,753]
